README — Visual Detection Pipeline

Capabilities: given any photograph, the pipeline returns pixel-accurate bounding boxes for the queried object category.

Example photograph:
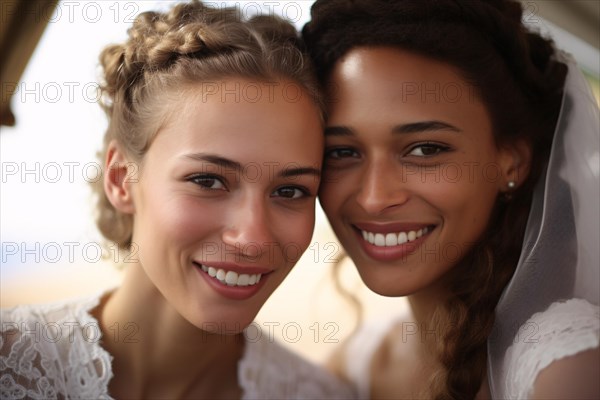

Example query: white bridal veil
[488,55,600,397]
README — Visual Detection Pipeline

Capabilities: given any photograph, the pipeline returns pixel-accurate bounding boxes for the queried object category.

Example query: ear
[497,139,531,192]
[103,140,136,214]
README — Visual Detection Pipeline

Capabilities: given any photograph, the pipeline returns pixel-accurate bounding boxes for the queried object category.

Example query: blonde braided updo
[94,0,322,251]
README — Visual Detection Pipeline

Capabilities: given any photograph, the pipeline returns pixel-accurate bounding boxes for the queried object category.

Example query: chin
[359,273,401,297]
[364,282,414,297]
[358,269,427,298]
[193,317,255,335]
[185,307,259,335]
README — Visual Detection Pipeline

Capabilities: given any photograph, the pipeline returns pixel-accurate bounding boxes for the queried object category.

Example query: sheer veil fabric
[488,54,600,397]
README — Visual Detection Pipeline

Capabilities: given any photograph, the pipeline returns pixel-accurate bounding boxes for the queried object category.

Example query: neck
[406,268,491,399]
[94,263,244,399]
[406,278,451,356]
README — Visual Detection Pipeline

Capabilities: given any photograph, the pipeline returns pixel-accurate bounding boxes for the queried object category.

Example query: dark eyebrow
[324,126,354,137]
[280,167,321,179]
[392,121,461,134]
[324,121,460,137]
[183,153,243,172]
[183,153,321,178]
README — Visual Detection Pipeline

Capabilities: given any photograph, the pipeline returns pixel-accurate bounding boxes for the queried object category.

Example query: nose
[355,158,410,215]
[221,194,275,260]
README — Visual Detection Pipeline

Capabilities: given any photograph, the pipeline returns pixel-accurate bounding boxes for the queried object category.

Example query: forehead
[326,47,489,130]
[147,78,324,166]
[331,47,471,93]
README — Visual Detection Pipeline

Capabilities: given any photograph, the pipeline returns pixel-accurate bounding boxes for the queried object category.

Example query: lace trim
[239,329,355,399]
[2,295,354,399]
[502,299,599,399]
[0,293,114,400]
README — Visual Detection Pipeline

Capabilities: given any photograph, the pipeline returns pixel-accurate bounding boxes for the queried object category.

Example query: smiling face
[320,48,517,297]
[124,79,323,332]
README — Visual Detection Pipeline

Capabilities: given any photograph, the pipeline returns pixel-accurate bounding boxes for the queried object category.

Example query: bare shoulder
[530,347,600,400]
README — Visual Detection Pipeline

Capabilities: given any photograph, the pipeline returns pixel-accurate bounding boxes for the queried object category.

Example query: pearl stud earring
[508,181,516,189]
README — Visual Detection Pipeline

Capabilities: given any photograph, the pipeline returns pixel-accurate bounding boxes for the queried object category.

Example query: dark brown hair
[303,0,567,398]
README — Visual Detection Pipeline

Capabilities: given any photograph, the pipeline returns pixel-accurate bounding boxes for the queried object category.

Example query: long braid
[303,1,566,398]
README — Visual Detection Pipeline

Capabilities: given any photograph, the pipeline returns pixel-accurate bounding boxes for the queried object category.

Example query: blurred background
[1,0,598,363]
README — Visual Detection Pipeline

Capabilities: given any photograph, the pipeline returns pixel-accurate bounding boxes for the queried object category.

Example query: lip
[196,261,273,275]
[354,221,435,234]
[193,262,273,301]
[352,224,435,262]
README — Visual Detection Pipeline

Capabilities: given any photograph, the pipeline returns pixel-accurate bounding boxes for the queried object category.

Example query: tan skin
[320,48,528,399]
[531,349,600,399]
[95,278,245,399]
[323,47,600,399]
[95,79,323,399]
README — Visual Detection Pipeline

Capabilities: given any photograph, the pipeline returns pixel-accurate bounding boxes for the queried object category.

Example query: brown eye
[325,148,360,159]
[188,175,226,190]
[408,143,449,157]
[273,186,307,199]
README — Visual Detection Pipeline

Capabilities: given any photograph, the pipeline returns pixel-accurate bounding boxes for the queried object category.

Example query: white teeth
[361,227,431,247]
[237,274,250,286]
[199,264,263,287]
[216,269,226,280]
[225,271,238,286]
[385,233,398,246]
[398,232,408,244]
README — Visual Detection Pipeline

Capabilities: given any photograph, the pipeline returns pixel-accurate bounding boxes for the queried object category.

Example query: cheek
[272,209,316,261]
[318,187,337,214]
[417,168,499,232]
[138,195,220,246]
[319,174,354,214]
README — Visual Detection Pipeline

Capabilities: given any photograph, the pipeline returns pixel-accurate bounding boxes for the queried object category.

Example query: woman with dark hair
[303,0,599,398]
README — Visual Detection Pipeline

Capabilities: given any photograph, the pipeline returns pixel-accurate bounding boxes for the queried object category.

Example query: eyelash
[406,142,451,157]
[186,174,312,199]
[324,147,360,160]
[272,186,311,200]
[324,142,451,160]
[187,174,227,190]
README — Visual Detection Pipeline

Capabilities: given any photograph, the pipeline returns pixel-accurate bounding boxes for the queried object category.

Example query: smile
[351,223,436,262]
[193,261,272,301]
[360,227,430,247]
[199,264,263,287]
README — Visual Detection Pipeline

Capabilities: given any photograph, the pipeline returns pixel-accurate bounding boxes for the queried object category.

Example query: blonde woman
[0,1,355,398]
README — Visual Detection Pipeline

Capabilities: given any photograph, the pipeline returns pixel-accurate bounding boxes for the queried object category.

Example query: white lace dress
[500,298,599,399]
[0,293,356,399]
[339,299,599,399]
